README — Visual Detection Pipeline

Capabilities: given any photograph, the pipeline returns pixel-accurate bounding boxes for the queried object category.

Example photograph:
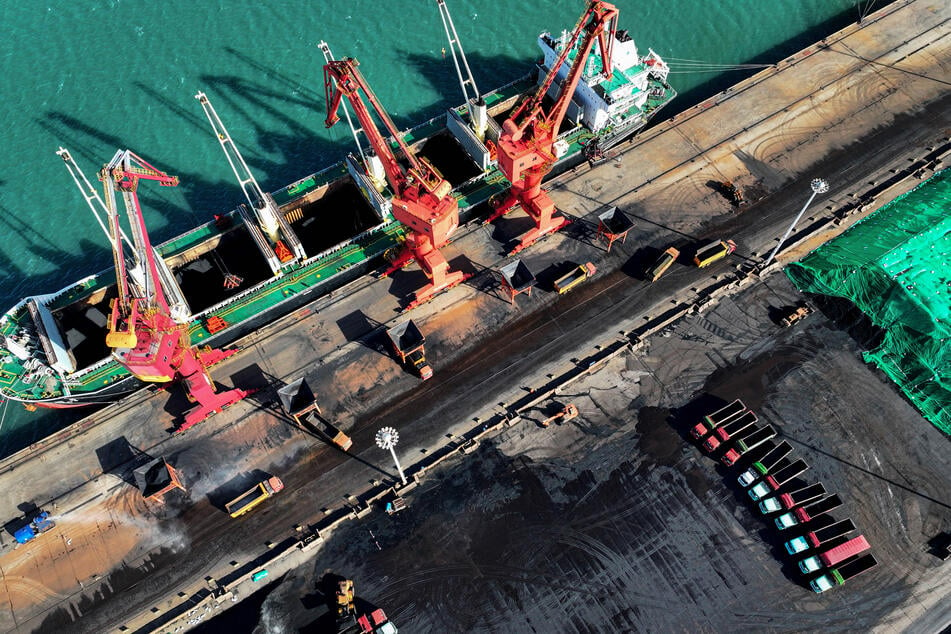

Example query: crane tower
[324,57,468,310]
[487,0,618,254]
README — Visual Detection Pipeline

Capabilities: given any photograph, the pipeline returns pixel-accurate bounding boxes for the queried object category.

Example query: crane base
[509,216,571,255]
[404,271,471,311]
[380,248,415,278]
[176,387,251,433]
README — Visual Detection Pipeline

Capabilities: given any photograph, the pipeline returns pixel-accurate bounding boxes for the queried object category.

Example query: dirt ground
[202,272,951,633]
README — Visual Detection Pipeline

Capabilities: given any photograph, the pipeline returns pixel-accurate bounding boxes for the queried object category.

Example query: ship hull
[1,23,675,411]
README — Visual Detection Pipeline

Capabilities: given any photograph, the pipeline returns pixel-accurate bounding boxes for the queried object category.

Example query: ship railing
[67,355,116,382]
[155,211,234,258]
[189,276,279,322]
[297,220,394,268]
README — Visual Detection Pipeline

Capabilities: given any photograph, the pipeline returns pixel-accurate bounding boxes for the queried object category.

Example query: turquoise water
[0,0,858,451]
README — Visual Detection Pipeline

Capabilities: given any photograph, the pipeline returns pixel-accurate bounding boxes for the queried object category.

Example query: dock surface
[0,1,949,631]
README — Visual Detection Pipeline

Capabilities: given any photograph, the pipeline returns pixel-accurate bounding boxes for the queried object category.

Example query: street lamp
[375,426,407,486]
[762,178,830,268]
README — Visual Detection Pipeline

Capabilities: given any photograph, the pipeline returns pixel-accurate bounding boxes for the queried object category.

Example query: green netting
[786,169,951,433]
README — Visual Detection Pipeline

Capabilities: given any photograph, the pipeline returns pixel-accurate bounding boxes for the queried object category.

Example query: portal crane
[99,149,249,432]
[324,57,468,310]
[487,0,618,254]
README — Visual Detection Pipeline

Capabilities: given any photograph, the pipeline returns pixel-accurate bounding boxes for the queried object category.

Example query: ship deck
[1,1,950,631]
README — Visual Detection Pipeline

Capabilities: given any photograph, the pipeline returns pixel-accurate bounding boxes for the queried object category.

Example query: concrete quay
[0,0,948,631]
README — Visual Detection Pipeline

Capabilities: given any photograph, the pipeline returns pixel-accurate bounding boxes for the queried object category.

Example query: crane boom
[324,57,467,309]
[488,0,618,254]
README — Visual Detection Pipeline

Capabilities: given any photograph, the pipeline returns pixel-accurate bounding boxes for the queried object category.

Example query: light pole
[762,178,829,268]
[375,427,407,486]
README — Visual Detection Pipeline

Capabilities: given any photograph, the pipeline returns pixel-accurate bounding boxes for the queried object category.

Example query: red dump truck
[738,441,793,487]
[748,459,808,501]
[703,411,757,452]
[775,494,843,530]
[799,534,870,573]
[810,554,878,593]
[690,399,746,440]
[785,519,857,554]
[721,425,777,466]
[759,482,826,514]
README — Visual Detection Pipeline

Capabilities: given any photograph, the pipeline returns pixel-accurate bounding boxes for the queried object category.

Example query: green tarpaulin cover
[786,169,950,433]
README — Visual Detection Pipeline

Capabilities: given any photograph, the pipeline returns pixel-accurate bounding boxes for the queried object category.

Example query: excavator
[96,150,249,432]
[486,0,620,254]
[324,58,468,310]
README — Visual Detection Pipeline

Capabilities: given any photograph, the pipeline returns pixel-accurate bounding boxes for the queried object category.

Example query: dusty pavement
[254,273,951,633]
[0,0,948,631]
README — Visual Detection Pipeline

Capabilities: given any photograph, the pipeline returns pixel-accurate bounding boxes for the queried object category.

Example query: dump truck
[810,554,878,593]
[748,459,808,501]
[785,519,857,555]
[775,494,843,530]
[690,399,746,440]
[738,441,793,487]
[386,320,433,380]
[759,482,826,514]
[277,379,353,450]
[646,247,679,282]
[693,239,737,267]
[721,424,777,467]
[304,411,353,450]
[336,579,356,623]
[13,511,55,544]
[225,476,284,518]
[357,608,398,634]
[799,534,871,573]
[553,262,597,294]
[703,411,757,453]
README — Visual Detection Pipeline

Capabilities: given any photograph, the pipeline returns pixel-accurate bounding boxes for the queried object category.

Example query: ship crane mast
[195,91,307,274]
[98,149,249,432]
[57,148,191,323]
[437,0,487,140]
[487,0,618,254]
[324,57,468,310]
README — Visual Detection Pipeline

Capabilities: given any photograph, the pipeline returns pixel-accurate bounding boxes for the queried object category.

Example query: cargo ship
[0,8,674,410]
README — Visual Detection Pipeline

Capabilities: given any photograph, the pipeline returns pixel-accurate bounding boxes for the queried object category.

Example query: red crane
[324,58,468,310]
[100,150,249,432]
[487,0,618,254]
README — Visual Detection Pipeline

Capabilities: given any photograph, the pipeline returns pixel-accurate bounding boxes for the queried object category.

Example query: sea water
[0,0,859,453]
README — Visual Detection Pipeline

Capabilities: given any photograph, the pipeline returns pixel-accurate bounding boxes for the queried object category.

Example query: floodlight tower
[762,178,829,268]
[375,426,407,485]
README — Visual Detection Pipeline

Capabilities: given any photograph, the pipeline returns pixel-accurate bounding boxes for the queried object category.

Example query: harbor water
[0,0,859,453]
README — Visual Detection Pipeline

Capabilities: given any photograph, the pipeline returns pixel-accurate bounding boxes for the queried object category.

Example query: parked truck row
[689,400,876,593]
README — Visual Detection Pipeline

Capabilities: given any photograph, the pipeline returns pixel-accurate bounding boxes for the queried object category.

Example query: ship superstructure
[537,26,672,159]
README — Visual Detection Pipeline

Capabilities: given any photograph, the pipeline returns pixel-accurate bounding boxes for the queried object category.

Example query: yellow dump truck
[225,476,284,518]
[693,239,737,268]
[646,247,679,282]
[553,262,597,294]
